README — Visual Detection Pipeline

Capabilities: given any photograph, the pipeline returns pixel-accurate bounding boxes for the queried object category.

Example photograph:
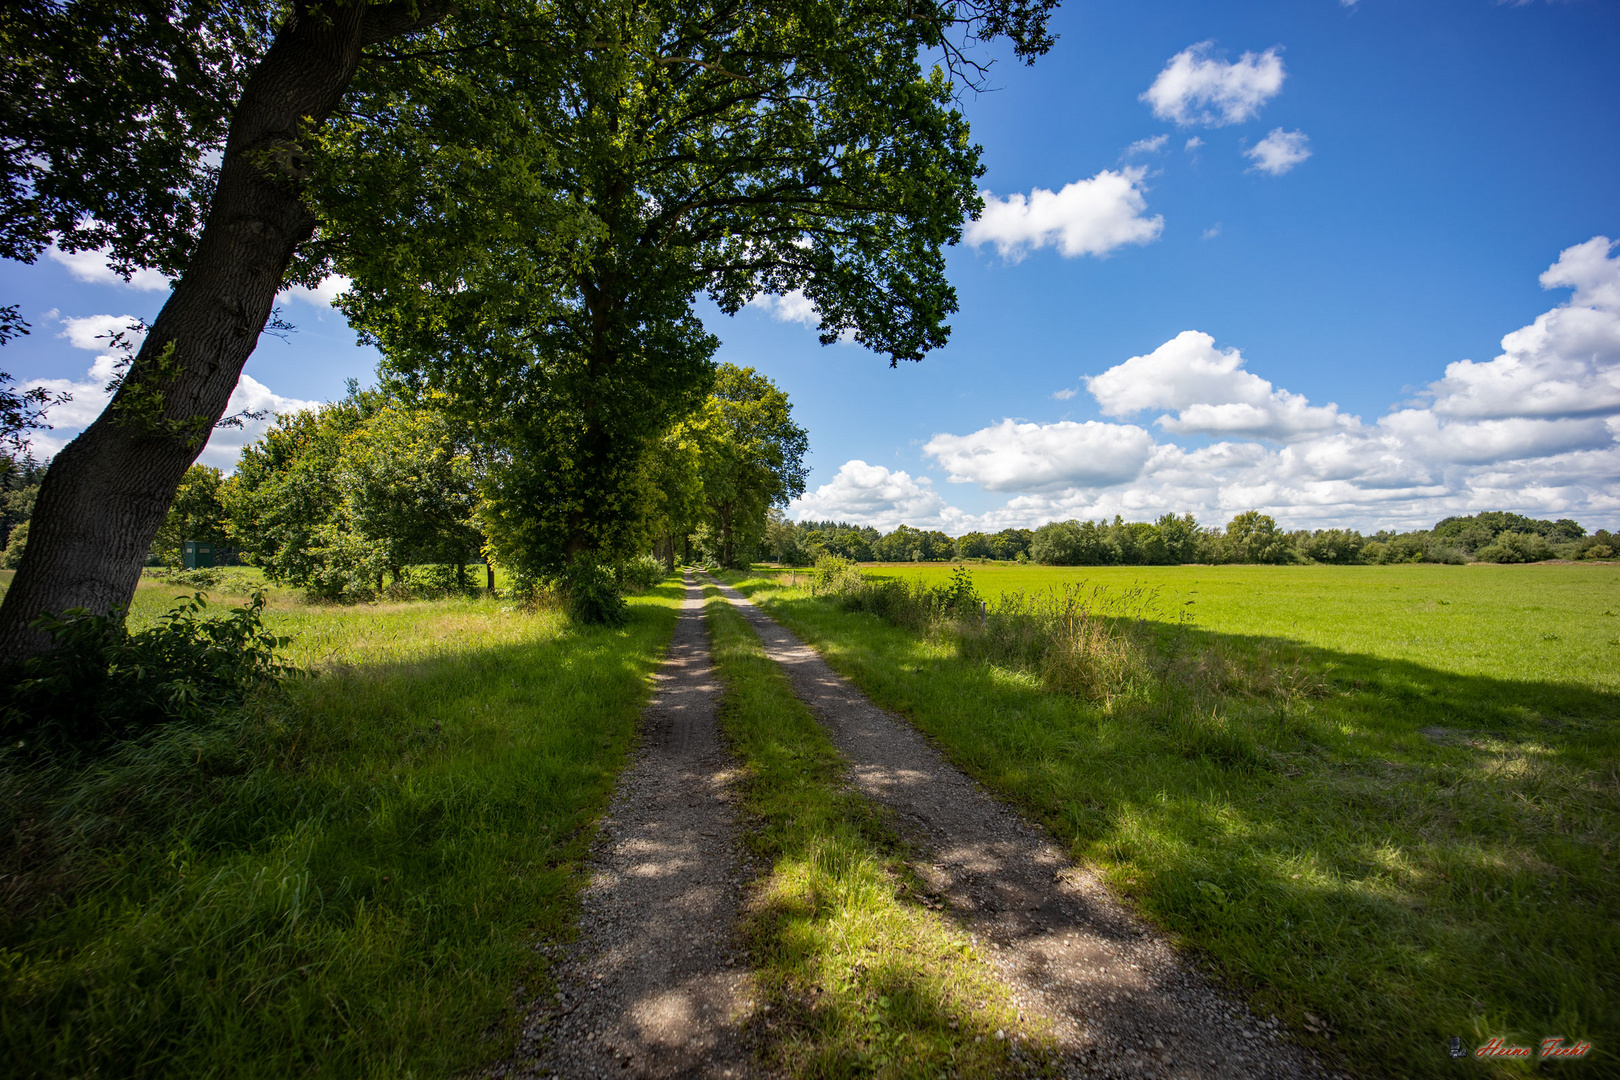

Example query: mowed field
[860,561,1620,690]
[731,560,1620,1078]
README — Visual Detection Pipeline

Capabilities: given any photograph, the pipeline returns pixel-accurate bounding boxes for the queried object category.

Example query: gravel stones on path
[706,576,1339,1080]
[504,574,759,1080]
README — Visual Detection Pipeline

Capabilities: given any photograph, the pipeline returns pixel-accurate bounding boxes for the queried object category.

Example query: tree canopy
[321,0,1046,577]
[228,387,484,598]
[0,0,1060,662]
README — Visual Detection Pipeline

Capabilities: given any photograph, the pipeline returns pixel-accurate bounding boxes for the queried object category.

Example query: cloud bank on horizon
[790,237,1620,534]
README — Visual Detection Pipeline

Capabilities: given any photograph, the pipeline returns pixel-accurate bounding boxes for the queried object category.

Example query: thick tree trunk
[0,2,444,665]
[719,505,734,568]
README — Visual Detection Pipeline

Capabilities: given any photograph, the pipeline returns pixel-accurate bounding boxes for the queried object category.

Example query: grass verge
[721,570,1619,1079]
[701,584,1048,1078]
[0,581,683,1079]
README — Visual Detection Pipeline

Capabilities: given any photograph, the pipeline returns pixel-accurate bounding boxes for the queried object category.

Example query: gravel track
[500,574,759,1080]
[706,575,1343,1080]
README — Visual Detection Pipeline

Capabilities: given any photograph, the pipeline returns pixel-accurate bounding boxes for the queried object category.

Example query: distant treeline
[764,510,1615,567]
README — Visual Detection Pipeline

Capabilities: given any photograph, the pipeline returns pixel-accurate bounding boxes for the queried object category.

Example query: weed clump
[1,591,298,751]
[816,564,1326,707]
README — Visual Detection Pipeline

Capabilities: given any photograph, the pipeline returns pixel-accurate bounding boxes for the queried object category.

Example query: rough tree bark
[0,1,445,665]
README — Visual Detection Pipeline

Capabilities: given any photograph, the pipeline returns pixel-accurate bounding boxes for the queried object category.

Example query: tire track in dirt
[706,575,1343,1080]
[501,573,759,1079]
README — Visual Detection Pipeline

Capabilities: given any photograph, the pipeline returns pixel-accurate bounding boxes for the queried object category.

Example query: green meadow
[859,561,1620,689]
[0,569,682,1079]
[727,562,1619,1079]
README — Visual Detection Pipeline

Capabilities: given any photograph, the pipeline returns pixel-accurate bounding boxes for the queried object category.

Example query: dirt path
[503,574,758,1079]
[706,576,1341,1080]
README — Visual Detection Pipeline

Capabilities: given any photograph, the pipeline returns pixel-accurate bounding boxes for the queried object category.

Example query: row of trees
[766,518,1035,565]
[109,365,807,601]
[761,510,1614,567]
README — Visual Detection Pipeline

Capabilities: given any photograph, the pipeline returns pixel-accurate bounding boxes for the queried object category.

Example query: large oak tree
[329,0,1040,581]
[0,0,1056,663]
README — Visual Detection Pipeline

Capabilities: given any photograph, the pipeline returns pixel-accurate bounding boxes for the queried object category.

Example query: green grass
[724,565,1619,1079]
[850,562,1620,690]
[702,585,1045,1078]
[0,575,683,1079]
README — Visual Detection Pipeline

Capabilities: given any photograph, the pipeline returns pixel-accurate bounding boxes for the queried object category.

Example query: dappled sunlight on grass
[725,570,1618,1078]
[702,587,1049,1077]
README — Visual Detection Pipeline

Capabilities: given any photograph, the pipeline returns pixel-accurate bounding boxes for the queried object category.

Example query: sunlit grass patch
[723,570,1619,1079]
[850,561,1620,691]
[0,579,683,1079]
[702,586,1050,1078]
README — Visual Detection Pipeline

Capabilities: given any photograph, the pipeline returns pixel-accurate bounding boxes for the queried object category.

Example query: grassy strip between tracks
[701,583,1050,1079]
[720,570,1619,1079]
[0,580,683,1079]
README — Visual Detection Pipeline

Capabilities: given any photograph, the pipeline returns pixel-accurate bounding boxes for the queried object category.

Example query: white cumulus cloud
[883,237,1620,533]
[1124,134,1169,156]
[198,373,320,469]
[1141,42,1286,127]
[789,460,965,532]
[1426,236,1620,420]
[746,289,819,326]
[922,419,1157,492]
[966,168,1164,262]
[1246,129,1312,175]
[59,313,145,353]
[23,312,317,469]
[278,274,352,308]
[1085,330,1352,441]
[47,246,171,291]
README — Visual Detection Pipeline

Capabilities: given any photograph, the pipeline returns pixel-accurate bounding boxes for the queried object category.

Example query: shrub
[562,559,628,625]
[1,519,26,568]
[148,566,225,589]
[1475,531,1556,563]
[811,554,865,596]
[1,591,297,750]
[621,554,666,591]
[964,583,1156,702]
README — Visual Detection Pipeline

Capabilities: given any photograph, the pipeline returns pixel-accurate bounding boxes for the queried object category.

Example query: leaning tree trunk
[0,2,443,665]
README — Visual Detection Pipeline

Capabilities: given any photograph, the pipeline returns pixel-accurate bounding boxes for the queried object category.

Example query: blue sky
[4,0,1618,534]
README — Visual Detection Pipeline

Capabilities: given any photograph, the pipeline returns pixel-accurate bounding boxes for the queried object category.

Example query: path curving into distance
[505,573,759,1080]
[705,574,1341,1080]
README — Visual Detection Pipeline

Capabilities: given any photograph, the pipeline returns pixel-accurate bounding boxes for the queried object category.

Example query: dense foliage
[319,0,1047,584]
[761,510,1613,566]
[221,364,806,603]
[227,386,485,599]
[148,464,230,568]
[0,449,43,565]
[0,591,294,749]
